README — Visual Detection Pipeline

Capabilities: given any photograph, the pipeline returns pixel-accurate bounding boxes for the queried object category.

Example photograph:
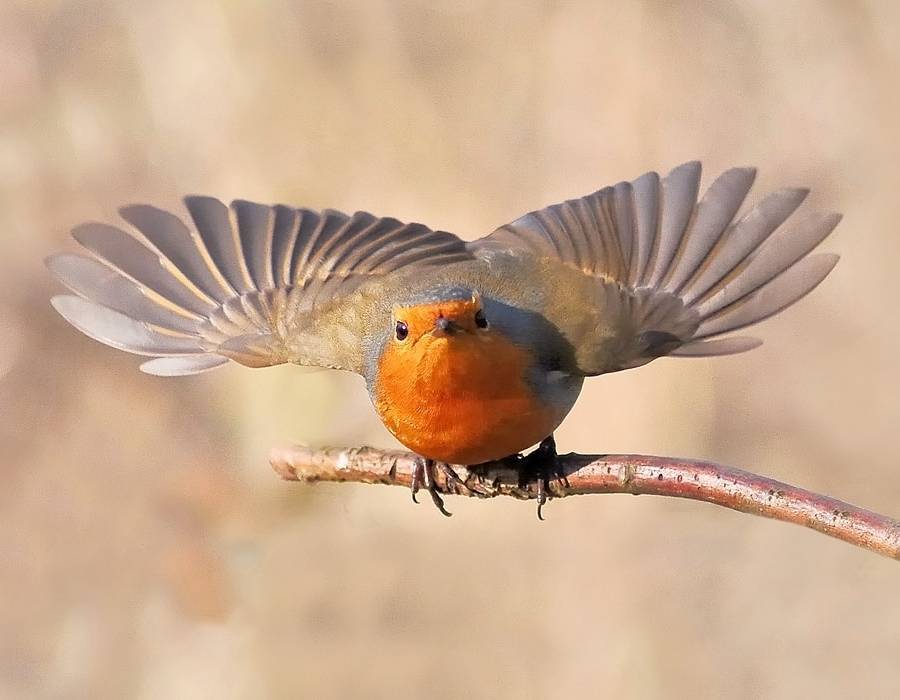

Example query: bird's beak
[432,316,459,337]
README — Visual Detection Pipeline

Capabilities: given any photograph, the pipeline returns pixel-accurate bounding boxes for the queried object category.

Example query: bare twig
[270,445,900,561]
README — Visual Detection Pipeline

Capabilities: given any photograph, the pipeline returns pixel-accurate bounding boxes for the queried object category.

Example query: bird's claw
[519,435,568,520]
[411,457,458,517]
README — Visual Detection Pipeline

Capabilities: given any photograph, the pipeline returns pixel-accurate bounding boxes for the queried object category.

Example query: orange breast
[373,332,560,464]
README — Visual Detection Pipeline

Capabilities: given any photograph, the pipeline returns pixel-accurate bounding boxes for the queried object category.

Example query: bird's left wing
[472,162,840,375]
[47,198,474,375]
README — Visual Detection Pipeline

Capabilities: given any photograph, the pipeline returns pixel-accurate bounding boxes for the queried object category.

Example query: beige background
[3,1,900,698]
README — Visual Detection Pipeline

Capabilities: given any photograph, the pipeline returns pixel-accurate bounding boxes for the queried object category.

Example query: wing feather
[71,223,213,318]
[695,254,839,338]
[680,187,809,305]
[184,196,254,295]
[270,205,300,287]
[695,211,841,318]
[51,295,203,356]
[232,200,277,291]
[629,170,661,286]
[119,204,230,302]
[662,167,756,293]
[45,252,200,335]
[645,161,702,287]
[140,355,229,376]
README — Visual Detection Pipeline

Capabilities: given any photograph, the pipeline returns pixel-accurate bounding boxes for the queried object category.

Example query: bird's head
[388,287,489,352]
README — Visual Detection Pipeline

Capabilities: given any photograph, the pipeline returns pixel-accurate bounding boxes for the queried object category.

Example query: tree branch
[270,445,900,561]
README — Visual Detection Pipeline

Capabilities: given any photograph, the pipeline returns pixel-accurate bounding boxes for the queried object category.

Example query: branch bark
[270,445,900,561]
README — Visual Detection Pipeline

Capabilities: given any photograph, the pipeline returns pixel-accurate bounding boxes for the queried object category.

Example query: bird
[46,161,841,517]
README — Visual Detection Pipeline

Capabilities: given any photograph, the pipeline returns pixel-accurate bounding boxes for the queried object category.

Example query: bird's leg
[519,434,568,520]
[411,457,453,517]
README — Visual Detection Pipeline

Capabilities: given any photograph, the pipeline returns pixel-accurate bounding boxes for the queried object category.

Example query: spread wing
[473,161,840,375]
[47,198,473,375]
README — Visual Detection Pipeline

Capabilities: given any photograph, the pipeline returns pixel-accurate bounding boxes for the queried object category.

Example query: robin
[47,161,840,517]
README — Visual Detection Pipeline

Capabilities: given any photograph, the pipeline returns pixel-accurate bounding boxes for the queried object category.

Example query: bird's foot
[411,439,567,518]
[411,457,465,517]
[518,435,569,520]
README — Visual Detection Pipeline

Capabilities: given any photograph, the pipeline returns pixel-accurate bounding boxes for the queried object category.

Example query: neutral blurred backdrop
[3,1,900,698]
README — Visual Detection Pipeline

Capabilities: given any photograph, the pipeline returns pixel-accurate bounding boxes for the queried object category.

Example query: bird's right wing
[473,162,840,375]
[47,198,473,375]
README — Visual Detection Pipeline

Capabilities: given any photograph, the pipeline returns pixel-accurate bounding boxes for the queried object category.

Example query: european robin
[47,162,840,516]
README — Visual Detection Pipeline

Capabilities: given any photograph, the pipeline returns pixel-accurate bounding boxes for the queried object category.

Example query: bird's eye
[475,309,488,329]
[395,320,409,341]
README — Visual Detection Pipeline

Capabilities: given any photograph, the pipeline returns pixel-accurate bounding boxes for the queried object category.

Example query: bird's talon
[535,476,547,520]
[430,489,452,517]
[411,458,425,503]
[411,457,454,516]
[520,434,563,520]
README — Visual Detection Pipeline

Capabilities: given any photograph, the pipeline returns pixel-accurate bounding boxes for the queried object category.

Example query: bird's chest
[372,336,559,464]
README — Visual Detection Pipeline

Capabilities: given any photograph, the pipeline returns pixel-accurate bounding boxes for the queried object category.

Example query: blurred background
[3,1,900,697]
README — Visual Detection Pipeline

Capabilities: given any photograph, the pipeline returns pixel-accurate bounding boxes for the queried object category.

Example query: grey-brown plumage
[473,161,839,370]
[47,161,840,379]
[48,200,474,374]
